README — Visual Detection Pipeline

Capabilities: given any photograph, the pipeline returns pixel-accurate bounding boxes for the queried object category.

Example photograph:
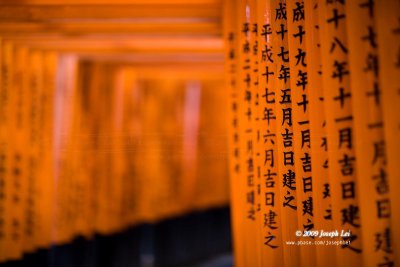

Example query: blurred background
[0,0,232,266]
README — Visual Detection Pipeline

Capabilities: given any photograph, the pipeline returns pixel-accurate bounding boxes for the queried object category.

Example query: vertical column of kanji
[286,2,317,266]
[346,1,395,266]
[22,48,33,251]
[319,0,363,264]
[270,1,301,266]
[223,0,244,265]
[5,42,22,259]
[21,48,32,253]
[376,0,400,264]
[0,41,13,262]
[24,48,36,252]
[249,0,262,265]
[4,41,17,260]
[236,0,257,265]
[9,45,29,259]
[257,1,284,266]
[304,0,336,266]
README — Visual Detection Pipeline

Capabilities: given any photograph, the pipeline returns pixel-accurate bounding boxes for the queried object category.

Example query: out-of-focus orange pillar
[376,0,400,265]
